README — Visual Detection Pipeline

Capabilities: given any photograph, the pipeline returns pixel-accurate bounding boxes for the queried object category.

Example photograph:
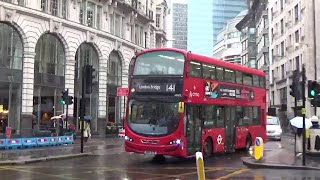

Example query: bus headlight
[125,136,133,142]
[169,139,181,145]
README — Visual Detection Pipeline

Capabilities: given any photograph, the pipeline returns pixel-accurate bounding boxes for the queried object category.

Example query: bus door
[224,106,236,152]
[186,105,202,156]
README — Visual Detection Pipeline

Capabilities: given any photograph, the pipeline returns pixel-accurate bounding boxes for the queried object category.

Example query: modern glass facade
[172,3,188,50]
[187,1,213,56]
[213,0,247,45]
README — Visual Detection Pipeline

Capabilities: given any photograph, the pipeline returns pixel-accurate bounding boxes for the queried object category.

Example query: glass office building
[213,0,247,45]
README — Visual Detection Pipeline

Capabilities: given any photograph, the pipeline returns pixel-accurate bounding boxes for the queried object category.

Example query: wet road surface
[0,138,319,179]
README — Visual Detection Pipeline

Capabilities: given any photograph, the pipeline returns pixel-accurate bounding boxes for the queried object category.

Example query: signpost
[117,87,129,96]
[302,65,306,166]
[117,87,128,127]
[5,127,12,139]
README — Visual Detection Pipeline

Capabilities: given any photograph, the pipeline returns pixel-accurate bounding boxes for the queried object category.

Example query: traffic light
[61,90,68,105]
[61,90,74,105]
[308,80,320,107]
[67,95,74,105]
[308,80,320,98]
[85,65,96,94]
[311,95,320,107]
[290,70,298,98]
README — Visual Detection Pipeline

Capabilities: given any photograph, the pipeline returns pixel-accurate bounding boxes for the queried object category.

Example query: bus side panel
[235,126,248,149]
[247,125,267,145]
[202,128,225,153]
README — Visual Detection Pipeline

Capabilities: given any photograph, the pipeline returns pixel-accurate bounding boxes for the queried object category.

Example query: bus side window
[216,67,224,81]
[253,75,259,87]
[203,64,216,80]
[259,76,266,88]
[236,71,242,84]
[203,105,216,128]
[243,107,253,125]
[236,106,244,126]
[190,61,202,77]
[224,69,236,83]
[252,107,261,125]
[216,106,225,128]
[243,73,253,86]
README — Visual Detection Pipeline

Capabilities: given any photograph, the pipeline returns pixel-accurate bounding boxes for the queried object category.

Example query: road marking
[0,166,80,180]
[215,168,249,180]
[142,168,223,180]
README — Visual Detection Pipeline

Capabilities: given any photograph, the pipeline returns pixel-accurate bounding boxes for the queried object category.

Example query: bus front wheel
[203,138,213,156]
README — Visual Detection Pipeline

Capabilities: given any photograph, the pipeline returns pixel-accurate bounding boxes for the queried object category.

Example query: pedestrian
[83,121,91,142]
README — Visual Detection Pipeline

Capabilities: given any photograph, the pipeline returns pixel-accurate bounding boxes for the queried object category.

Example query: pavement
[242,133,320,170]
[0,136,124,165]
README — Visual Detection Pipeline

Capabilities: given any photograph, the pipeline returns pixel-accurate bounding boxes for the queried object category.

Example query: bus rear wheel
[245,136,252,151]
[203,138,213,157]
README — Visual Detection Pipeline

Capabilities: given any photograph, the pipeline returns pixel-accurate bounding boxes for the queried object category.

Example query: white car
[266,116,282,140]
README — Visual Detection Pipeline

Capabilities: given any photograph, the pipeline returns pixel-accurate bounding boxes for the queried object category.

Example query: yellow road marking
[216,168,249,180]
[0,166,80,180]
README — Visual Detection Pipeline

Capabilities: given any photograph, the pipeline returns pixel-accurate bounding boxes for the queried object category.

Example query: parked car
[266,116,282,140]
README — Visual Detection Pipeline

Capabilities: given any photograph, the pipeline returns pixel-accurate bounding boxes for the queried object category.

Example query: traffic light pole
[65,89,69,130]
[302,65,306,166]
[80,67,85,153]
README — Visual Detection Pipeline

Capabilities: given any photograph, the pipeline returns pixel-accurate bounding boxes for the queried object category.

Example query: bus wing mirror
[178,102,184,113]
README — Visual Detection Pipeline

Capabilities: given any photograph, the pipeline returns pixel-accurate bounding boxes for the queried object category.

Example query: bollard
[254,137,264,160]
[196,152,205,180]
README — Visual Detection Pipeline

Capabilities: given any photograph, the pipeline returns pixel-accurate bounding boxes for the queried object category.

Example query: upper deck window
[190,61,202,77]
[133,51,185,75]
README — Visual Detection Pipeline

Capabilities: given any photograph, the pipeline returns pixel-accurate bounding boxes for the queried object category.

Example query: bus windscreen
[133,51,185,75]
[128,100,180,136]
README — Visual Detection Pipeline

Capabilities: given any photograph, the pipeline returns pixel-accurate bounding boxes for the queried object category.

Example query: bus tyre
[204,138,213,157]
[245,136,252,151]
[152,155,165,162]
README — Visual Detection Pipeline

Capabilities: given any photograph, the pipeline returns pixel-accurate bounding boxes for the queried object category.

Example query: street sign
[117,87,129,96]
[254,137,264,160]
[5,127,11,138]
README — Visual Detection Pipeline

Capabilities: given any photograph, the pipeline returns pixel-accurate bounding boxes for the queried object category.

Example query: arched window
[107,50,122,124]
[0,22,23,134]
[33,33,65,130]
[34,34,65,75]
[108,51,122,86]
[74,43,99,131]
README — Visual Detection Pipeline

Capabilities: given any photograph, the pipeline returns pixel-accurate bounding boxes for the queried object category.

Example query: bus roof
[135,48,265,77]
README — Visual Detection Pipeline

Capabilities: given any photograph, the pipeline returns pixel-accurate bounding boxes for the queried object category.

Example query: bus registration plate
[144,151,157,155]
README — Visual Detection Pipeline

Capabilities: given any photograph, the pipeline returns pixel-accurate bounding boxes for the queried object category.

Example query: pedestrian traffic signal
[61,90,68,105]
[308,80,320,98]
[85,65,96,94]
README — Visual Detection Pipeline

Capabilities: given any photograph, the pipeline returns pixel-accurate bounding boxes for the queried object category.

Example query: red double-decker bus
[124,48,266,158]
